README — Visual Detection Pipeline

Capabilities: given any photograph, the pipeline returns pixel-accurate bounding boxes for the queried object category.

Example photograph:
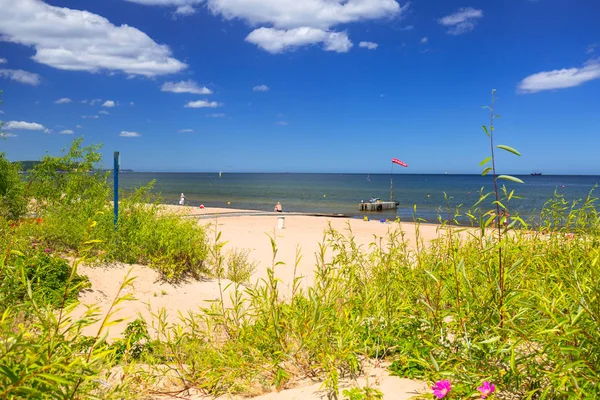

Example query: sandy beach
[76,206,444,399]
[78,206,445,336]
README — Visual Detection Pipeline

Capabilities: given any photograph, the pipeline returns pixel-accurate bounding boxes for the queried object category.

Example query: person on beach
[179,193,185,206]
[274,202,282,212]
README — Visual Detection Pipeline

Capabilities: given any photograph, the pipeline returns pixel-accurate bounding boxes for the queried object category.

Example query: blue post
[114,151,120,227]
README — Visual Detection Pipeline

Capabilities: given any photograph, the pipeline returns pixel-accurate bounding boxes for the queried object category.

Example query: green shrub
[0,246,135,399]
[0,153,27,221]
[94,185,209,282]
[0,248,89,310]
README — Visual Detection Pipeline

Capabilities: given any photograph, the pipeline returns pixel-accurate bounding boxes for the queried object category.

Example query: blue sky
[0,0,599,174]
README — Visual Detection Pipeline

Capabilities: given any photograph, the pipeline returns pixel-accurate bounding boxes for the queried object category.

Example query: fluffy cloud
[59,129,74,134]
[6,121,45,130]
[120,131,141,137]
[0,69,41,86]
[207,0,402,30]
[421,37,428,44]
[55,97,72,104]
[2,133,17,138]
[178,129,195,133]
[127,0,405,53]
[98,110,110,115]
[102,100,116,107]
[518,59,600,93]
[184,100,221,108]
[253,85,270,92]
[175,5,196,15]
[359,41,378,50]
[76,125,83,128]
[0,0,186,76]
[82,115,100,119]
[246,27,352,53]
[0,58,6,64]
[161,80,213,94]
[206,113,226,117]
[125,0,201,5]
[439,7,483,35]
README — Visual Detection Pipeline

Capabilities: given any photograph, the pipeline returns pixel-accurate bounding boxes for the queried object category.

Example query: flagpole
[390,161,394,202]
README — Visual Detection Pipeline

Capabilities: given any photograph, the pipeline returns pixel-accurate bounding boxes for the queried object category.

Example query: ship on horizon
[531,171,542,176]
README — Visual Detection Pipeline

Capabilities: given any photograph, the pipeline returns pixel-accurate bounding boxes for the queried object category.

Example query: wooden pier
[359,201,399,212]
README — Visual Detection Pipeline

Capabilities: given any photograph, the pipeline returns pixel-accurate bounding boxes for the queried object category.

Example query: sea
[116,173,600,223]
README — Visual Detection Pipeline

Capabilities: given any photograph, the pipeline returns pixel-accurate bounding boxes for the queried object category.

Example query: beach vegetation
[0,93,599,398]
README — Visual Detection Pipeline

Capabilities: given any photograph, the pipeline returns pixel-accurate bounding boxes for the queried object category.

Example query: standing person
[179,193,185,206]
[274,202,282,212]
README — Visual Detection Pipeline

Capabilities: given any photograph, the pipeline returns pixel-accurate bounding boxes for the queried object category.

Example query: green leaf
[482,125,490,137]
[498,175,524,184]
[479,157,491,166]
[496,145,521,156]
[482,167,492,176]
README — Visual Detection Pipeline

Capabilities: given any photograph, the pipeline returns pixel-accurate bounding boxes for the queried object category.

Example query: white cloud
[59,129,74,134]
[55,97,72,104]
[2,133,17,138]
[0,0,186,76]
[399,25,413,31]
[587,44,598,55]
[184,100,221,108]
[44,128,53,134]
[161,80,213,94]
[206,113,226,117]
[439,7,483,35]
[82,115,100,119]
[99,110,110,115]
[0,69,41,86]
[359,41,378,50]
[178,129,195,133]
[246,27,352,53]
[76,125,83,128]
[208,0,404,53]
[276,121,289,126]
[175,5,196,15]
[0,58,6,64]
[6,120,45,130]
[518,59,600,94]
[207,0,402,30]
[253,84,270,92]
[0,110,4,114]
[421,37,428,44]
[130,102,135,106]
[125,0,202,5]
[120,131,142,137]
[102,100,116,108]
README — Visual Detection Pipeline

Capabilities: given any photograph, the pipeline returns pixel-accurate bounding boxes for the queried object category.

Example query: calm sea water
[116,173,600,222]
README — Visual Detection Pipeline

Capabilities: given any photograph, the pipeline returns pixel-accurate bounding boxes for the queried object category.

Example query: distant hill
[13,160,41,171]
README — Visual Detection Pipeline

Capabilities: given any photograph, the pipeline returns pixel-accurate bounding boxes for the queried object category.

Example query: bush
[94,184,210,282]
[1,249,90,311]
[0,153,27,221]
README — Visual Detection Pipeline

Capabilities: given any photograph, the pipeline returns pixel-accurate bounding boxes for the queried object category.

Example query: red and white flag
[392,158,408,167]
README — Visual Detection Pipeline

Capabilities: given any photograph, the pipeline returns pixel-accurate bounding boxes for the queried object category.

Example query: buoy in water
[199,205,205,209]
[227,201,231,205]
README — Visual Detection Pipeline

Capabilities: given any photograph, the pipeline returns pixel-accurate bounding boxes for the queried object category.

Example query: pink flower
[45,249,51,253]
[432,380,451,399]
[477,382,496,398]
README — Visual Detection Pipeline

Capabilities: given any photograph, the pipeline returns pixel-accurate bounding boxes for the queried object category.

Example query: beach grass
[1,132,600,399]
